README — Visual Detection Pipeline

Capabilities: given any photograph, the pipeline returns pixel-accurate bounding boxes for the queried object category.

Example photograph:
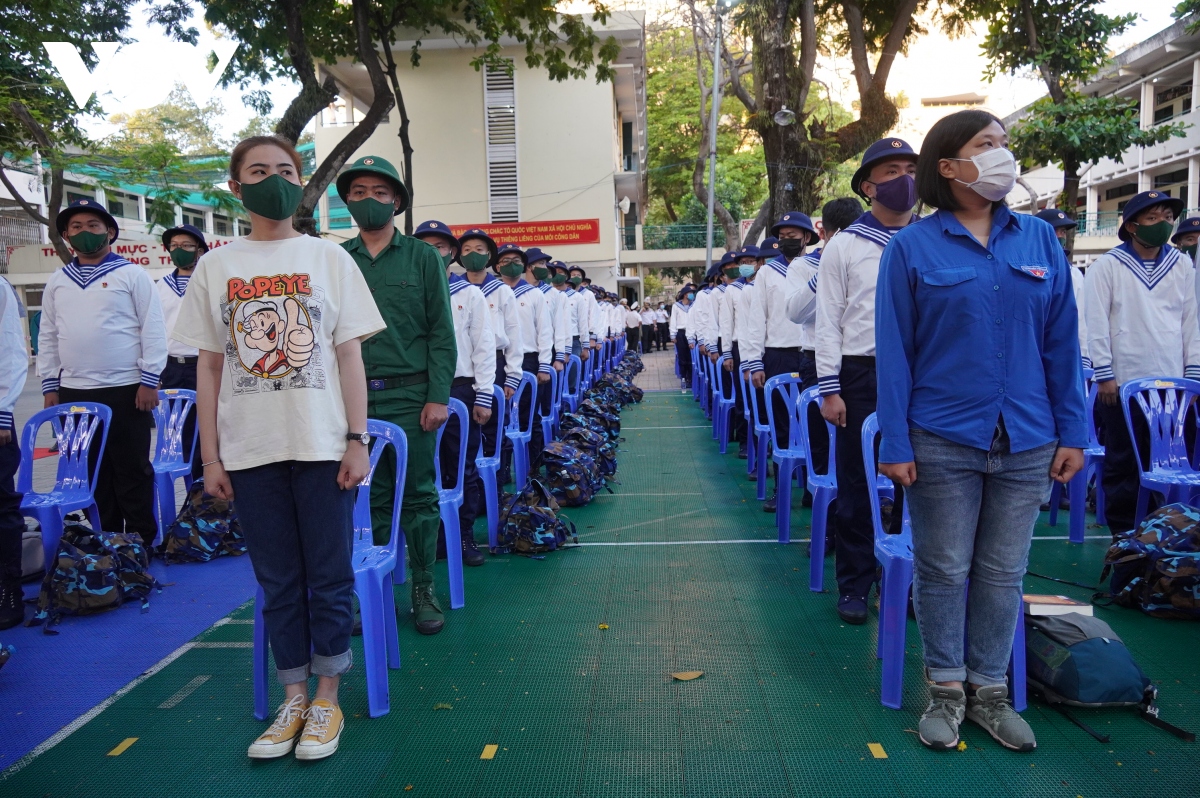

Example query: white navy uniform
[449,276,497,407]
[669,302,690,339]
[740,254,803,375]
[1069,264,1089,369]
[690,286,715,349]
[477,273,524,390]
[784,250,822,348]
[0,277,27,430]
[158,270,199,360]
[511,280,554,375]
[537,282,571,363]
[720,279,747,357]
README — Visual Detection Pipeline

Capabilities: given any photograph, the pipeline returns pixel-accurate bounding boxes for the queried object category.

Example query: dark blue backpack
[1025,612,1193,742]
[562,428,618,477]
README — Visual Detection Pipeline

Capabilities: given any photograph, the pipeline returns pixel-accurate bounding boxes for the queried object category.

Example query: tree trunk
[293,0,395,235]
[742,195,771,245]
[5,102,72,263]
[379,36,416,235]
[1060,151,1082,254]
[274,0,338,144]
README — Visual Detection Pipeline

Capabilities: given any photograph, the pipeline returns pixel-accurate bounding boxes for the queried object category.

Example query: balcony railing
[626,224,729,250]
[1075,212,1122,237]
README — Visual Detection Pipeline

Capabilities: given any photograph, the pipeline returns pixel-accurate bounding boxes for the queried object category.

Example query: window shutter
[483,61,519,223]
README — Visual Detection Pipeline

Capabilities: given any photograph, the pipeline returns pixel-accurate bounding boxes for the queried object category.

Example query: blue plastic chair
[1120,377,1200,528]
[739,365,771,501]
[253,419,407,720]
[762,374,811,546]
[712,355,737,453]
[1048,375,1106,544]
[150,389,198,547]
[798,386,837,591]
[562,356,583,415]
[475,385,507,552]
[19,403,111,569]
[433,398,470,610]
[861,413,1027,712]
[505,373,537,490]
[540,366,559,446]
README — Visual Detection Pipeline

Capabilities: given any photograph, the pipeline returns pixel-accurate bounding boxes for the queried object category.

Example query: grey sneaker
[966,684,1036,752]
[918,685,966,751]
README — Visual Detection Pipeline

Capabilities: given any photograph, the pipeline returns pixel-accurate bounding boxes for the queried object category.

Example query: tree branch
[840,0,874,97]
[797,0,817,116]
[871,0,921,89]
[274,0,339,143]
[0,165,49,227]
[1021,0,1066,103]
[9,101,71,263]
[294,0,395,234]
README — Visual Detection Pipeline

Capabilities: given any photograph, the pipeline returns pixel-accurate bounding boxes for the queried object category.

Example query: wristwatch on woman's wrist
[346,431,371,446]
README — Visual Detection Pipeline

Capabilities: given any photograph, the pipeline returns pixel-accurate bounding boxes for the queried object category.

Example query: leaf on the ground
[598,623,609,629]
[956,741,968,752]
[433,703,453,710]
[671,670,704,681]
[404,786,413,792]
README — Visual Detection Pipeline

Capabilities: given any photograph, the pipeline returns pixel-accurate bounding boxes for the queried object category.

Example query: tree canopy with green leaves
[152,0,622,234]
[974,0,1187,241]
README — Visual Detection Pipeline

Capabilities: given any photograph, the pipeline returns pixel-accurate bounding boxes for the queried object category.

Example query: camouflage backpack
[496,479,577,555]
[542,442,608,506]
[561,427,618,478]
[162,478,247,563]
[1097,503,1200,619]
[30,523,162,632]
[580,399,622,439]
[560,412,609,440]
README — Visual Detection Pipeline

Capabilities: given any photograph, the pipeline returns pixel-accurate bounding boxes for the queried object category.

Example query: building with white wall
[312,10,647,295]
[1004,17,1199,259]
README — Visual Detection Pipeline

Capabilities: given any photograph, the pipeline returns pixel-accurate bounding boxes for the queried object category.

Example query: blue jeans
[229,460,355,685]
[906,423,1055,685]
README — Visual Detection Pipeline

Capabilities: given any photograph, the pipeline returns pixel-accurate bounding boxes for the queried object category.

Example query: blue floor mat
[0,554,257,768]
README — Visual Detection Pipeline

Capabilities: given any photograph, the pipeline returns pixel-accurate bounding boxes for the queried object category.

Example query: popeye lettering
[227,274,312,302]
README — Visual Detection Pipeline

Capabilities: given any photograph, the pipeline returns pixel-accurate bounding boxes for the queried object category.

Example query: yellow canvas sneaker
[294,698,344,760]
[247,694,308,759]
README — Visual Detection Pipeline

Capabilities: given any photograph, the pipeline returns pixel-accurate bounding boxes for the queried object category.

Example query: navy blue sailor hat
[1172,215,1200,244]
[160,223,208,252]
[1034,209,1077,230]
[1119,191,1185,242]
[56,198,120,243]
[769,212,818,244]
[414,219,459,248]
[851,137,918,201]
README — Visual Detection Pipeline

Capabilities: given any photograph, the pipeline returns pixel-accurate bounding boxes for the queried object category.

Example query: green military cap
[335,155,411,215]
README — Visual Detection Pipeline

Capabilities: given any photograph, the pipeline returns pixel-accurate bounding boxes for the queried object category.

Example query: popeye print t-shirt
[171,235,386,471]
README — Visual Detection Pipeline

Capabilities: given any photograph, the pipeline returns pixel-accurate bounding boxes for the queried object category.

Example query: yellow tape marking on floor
[867,743,887,759]
[480,744,499,760]
[107,738,138,757]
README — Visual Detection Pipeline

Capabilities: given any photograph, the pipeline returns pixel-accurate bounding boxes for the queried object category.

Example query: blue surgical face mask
[739,264,756,278]
[686,292,695,301]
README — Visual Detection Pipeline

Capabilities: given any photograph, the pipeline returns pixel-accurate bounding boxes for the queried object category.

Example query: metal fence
[631,224,729,250]
[0,214,43,272]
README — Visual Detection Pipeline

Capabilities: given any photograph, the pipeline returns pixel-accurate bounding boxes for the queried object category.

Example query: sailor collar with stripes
[448,273,474,296]
[478,272,505,297]
[512,280,536,298]
[842,210,912,248]
[63,252,130,290]
[1109,242,1182,291]
[161,268,191,297]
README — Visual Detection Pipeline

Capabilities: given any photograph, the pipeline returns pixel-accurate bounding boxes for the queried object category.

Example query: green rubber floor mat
[4,392,1197,797]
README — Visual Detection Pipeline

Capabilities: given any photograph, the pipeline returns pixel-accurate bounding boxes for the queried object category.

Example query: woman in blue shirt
[874,110,1087,753]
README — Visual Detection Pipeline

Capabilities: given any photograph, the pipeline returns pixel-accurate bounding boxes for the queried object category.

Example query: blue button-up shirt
[875,206,1088,463]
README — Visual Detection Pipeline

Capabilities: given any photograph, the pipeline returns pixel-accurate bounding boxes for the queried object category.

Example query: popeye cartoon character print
[223,273,327,393]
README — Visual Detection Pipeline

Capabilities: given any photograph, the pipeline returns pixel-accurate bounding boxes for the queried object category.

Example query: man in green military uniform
[337,156,457,635]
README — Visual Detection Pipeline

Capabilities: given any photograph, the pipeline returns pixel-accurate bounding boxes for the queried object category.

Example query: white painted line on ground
[622,425,709,430]
[593,492,704,497]
[574,508,706,539]
[192,642,254,648]
[223,619,255,624]
[1,641,197,780]
[585,539,786,546]
[157,675,211,709]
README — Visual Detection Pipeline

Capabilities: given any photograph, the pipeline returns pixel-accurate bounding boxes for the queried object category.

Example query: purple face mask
[870,173,917,213]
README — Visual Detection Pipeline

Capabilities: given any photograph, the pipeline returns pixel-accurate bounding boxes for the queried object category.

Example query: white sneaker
[247,695,308,759]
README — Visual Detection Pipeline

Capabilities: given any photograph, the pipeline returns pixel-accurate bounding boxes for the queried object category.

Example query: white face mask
[953,147,1017,202]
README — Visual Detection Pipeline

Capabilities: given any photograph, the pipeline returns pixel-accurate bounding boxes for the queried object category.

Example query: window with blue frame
[327,185,351,229]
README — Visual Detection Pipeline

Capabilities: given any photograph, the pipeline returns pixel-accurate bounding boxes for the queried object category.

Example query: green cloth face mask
[68,230,108,255]
[1133,220,1173,248]
[346,197,394,231]
[722,266,740,280]
[569,276,583,286]
[552,274,568,285]
[532,266,550,281]
[170,248,198,268]
[237,174,303,221]
[499,262,525,278]
[1183,244,1198,260]
[462,251,491,272]
[440,252,455,268]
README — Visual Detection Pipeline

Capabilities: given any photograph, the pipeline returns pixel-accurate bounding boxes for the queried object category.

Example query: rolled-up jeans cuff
[966,670,1006,690]
[277,663,311,685]
[311,650,353,678]
[926,665,967,684]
